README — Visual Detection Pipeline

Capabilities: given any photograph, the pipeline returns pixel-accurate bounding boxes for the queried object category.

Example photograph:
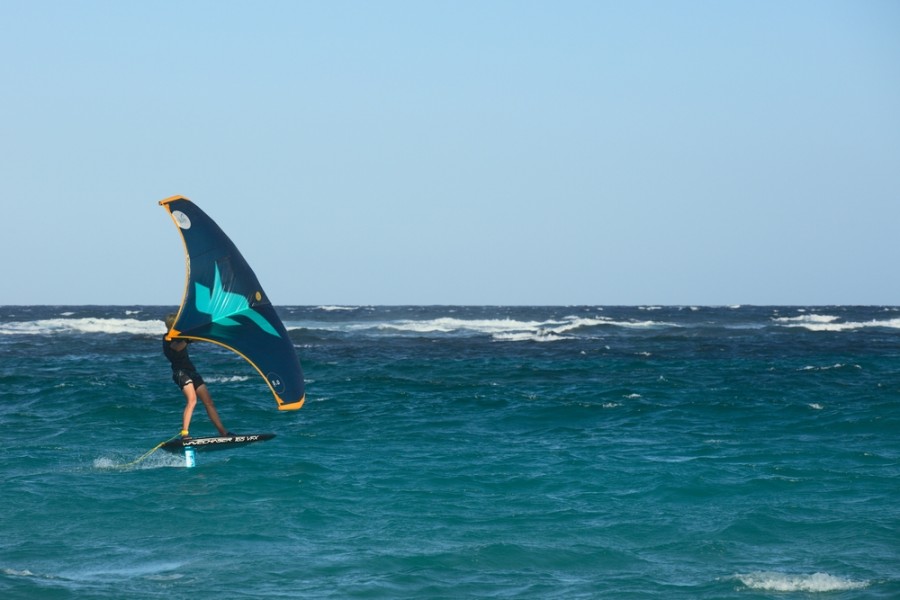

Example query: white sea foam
[493,331,566,343]
[608,319,677,329]
[287,314,678,341]
[93,452,183,471]
[800,363,860,372]
[779,316,900,332]
[553,316,607,331]
[92,457,114,468]
[360,317,574,342]
[543,316,676,336]
[395,315,677,340]
[316,305,359,312]
[382,317,552,335]
[774,314,841,325]
[205,375,251,384]
[735,571,868,592]
[0,567,63,583]
[0,318,165,336]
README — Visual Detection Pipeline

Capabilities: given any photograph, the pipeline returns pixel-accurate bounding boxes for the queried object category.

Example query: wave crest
[736,571,869,592]
[0,318,164,336]
[287,314,680,342]
[774,314,900,332]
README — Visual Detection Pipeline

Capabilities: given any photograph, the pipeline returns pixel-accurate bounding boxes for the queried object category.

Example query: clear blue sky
[2,0,898,305]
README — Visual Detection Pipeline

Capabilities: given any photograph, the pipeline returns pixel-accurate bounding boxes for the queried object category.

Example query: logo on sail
[194,264,279,337]
[172,210,192,229]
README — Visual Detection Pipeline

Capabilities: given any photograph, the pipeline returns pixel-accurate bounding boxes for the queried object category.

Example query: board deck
[161,433,276,452]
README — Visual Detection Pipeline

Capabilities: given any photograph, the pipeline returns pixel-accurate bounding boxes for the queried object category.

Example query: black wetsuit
[163,337,205,389]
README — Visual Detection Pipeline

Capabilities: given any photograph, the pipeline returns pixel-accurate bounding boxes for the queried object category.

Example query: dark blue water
[1,305,898,598]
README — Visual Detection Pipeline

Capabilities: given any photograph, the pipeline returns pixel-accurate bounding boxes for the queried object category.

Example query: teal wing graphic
[160,195,305,410]
[195,264,279,337]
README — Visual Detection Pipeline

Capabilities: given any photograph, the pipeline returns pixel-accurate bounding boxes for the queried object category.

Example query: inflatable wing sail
[160,195,305,411]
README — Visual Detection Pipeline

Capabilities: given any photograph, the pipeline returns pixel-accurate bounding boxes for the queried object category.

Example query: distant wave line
[0,317,164,336]
[773,314,900,331]
[283,315,681,341]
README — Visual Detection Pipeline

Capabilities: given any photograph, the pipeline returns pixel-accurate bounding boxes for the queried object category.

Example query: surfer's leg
[181,382,198,436]
[196,384,229,436]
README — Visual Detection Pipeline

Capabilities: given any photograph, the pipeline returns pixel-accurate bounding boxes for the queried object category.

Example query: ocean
[1,305,898,599]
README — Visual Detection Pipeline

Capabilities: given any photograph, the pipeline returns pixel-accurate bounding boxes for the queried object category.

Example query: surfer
[163,313,233,439]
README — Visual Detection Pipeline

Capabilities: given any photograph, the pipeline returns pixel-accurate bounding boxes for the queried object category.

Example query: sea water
[0,305,898,599]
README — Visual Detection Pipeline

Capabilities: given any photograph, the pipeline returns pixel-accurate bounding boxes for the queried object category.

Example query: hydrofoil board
[162,433,275,452]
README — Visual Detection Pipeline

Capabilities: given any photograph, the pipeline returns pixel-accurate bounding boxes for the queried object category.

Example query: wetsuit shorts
[172,369,205,390]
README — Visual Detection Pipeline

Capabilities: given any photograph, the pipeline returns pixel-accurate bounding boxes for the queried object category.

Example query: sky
[2,0,898,306]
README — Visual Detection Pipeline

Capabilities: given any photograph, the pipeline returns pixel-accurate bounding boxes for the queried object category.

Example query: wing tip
[277,395,306,411]
[159,195,190,206]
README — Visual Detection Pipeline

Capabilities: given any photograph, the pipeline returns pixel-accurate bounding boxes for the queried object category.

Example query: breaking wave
[0,317,164,336]
[735,571,869,592]
[773,314,900,332]
[287,315,680,341]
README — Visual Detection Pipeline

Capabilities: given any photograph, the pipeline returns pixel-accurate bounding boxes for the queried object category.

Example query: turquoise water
[1,305,898,598]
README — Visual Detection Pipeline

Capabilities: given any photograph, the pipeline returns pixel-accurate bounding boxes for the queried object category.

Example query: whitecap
[492,331,566,343]
[290,314,678,339]
[606,319,678,329]
[0,318,164,336]
[774,314,841,325]
[2,568,37,577]
[774,314,900,332]
[800,363,845,371]
[204,375,251,383]
[550,316,610,334]
[376,317,567,340]
[735,571,868,592]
